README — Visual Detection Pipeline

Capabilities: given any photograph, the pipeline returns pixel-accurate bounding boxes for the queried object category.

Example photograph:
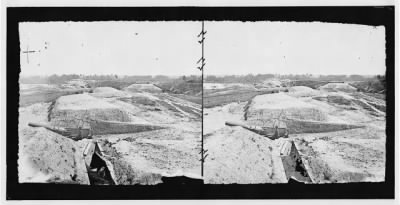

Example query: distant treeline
[20,74,201,85]
[205,74,383,83]
[20,74,85,84]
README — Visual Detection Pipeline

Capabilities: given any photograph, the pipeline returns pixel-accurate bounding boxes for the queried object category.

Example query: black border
[7,7,395,199]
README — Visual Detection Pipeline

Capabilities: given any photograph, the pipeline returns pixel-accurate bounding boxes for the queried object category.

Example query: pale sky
[206,22,386,75]
[19,21,202,76]
[20,21,386,76]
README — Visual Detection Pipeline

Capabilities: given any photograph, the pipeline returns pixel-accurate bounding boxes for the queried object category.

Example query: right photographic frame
[201,6,394,198]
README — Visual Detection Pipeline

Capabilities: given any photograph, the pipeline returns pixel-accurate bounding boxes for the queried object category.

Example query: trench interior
[280,141,312,183]
[87,152,115,185]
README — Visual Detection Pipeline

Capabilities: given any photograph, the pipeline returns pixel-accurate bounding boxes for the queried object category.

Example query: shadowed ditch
[87,152,115,185]
[83,141,117,185]
[279,140,313,183]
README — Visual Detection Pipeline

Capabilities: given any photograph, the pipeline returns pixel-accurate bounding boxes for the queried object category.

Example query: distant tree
[348,75,365,81]
[205,75,217,82]
[377,75,386,90]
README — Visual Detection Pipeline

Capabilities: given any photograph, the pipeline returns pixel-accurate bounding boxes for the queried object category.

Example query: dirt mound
[204,126,287,184]
[287,86,320,97]
[18,127,89,184]
[93,87,121,93]
[123,84,162,93]
[52,93,119,110]
[61,79,90,89]
[88,80,133,90]
[260,79,282,88]
[91,87,128,98]
[312,92,385,117]
[50,93,131,127]
[318,83,357,93]
[292,80,331,89]
[118,93,159,107]
[245,93,327,124]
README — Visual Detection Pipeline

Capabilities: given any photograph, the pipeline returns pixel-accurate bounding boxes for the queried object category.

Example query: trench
[279,140,313,183]
[83,140,204,185]
[83,141,117,185]
[87,152,115,185]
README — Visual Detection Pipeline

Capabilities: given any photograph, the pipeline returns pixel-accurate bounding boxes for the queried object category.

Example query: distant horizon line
[20,74,201,78]
[20,73,384,77]
[206,74,384,77]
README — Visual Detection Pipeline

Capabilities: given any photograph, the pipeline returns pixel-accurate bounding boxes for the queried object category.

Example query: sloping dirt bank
[19,127,90,184]
[97,128,201,185]
[318,83,357,93]
[293,127,385,183]
[204,126,287,184]
[123,83,162,93]
[49,93,132,128]
[19,103,90,184]
[245,93,328,123]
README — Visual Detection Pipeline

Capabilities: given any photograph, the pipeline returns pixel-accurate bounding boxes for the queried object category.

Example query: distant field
[156,80,202,96]
[349,80,385,93]
[204,91,259,108]
[204,88,288,108]
[170,94,202,105]
[88,80,134,90]
[291,80,339,89]
[293,79,385,94]
[19,89,91,107]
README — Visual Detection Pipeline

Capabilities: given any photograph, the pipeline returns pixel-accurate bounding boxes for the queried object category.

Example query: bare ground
[204,126,287,184]
[19,83,201,184]
[204,81,386,184]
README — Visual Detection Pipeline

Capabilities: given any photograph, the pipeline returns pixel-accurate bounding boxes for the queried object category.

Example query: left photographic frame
[7,7,204,200]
